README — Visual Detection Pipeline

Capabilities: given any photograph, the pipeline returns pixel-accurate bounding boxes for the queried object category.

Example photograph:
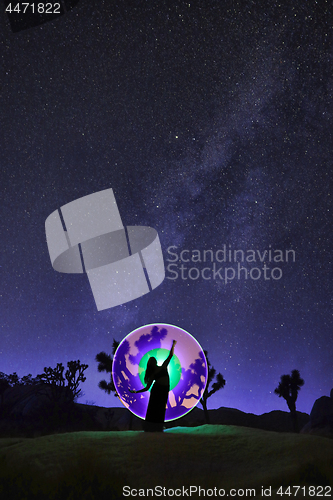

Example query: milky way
[0,0,332,415]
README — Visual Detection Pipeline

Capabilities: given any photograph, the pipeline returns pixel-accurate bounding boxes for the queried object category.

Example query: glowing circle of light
[112,323,208,421]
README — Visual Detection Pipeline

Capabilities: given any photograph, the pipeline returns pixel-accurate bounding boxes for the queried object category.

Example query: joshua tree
[200,351,226,424]
[0,373,10,409]
[274,369,304,432]
[36,360,88,403]
[0,371,26,409]
[20,374,38,386]
[65,360,89,401]
[96,339,119,396]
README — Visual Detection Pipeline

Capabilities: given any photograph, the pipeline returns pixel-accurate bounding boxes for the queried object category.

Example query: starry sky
[1,0,332,416]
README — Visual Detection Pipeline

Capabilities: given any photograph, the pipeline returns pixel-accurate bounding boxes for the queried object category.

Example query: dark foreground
[0,425,332,499]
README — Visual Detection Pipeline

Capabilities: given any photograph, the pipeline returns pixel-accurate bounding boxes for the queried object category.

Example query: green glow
[138,349,182,390]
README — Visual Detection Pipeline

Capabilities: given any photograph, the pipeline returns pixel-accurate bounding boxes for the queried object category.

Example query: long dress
[144,366,170,432]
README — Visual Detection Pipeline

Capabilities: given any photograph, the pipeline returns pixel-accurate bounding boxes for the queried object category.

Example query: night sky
[1,0,332,416]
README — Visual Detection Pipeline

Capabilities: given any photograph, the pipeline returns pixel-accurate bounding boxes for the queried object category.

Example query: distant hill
[83,403,310,434]
[0,384,309,436]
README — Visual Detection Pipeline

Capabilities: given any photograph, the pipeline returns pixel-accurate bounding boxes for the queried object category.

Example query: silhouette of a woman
[130,340,177,432]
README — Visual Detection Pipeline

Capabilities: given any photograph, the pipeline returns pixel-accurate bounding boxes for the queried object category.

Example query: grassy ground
[0,425,332,499]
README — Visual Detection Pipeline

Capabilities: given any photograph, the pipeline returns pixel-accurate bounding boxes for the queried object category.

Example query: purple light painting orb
[112,323,208,421]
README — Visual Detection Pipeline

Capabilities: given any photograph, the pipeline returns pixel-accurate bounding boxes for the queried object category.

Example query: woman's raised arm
[162,340,177,368]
